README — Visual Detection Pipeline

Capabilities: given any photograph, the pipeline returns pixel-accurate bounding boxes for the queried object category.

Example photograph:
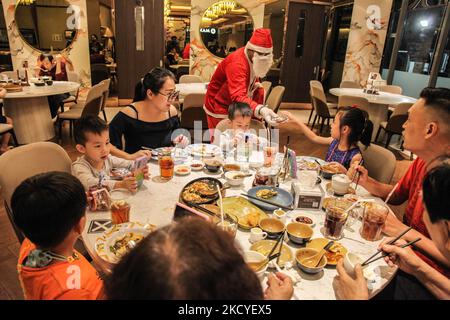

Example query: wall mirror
[15,0,78,53]
[199,1,253,58]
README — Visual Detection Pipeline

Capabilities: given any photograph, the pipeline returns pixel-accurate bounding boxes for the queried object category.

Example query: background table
[82,152,396,300]
[329,88,417,141]
[3,81,80,144]
[175,82,208,104]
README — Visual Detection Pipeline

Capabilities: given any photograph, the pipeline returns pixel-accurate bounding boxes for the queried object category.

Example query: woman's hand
[173,134,189,148]
[264,272,294,300]
[333,260,369,300]
[129,150,152,160]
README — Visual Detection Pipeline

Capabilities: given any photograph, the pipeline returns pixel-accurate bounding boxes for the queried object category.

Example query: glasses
[158,90,179,101]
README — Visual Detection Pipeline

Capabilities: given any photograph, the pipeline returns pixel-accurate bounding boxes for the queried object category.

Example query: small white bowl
[189,160,204,171]
[174,165,191,176]
[244,250,268,280]
[224,170,245,186]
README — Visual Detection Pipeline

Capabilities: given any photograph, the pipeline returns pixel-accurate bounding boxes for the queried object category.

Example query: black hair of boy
[11,172,87,248]
[422,163,450,223]
[228,102,252,120]
[74,115,109,146]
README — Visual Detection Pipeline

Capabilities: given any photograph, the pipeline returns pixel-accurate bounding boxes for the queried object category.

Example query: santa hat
[245,28,273,54]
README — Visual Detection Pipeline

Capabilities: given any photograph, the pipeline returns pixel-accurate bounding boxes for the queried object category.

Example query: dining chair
[340,80,360,89]
[60,71,81,112]
[0,142,72,243]
[261,81,272,103]
[91,63,110,85]
[179,75,203,84]
[359,142,396,184]
[180,93,208,143]
[308,80,338,125]
[0,122,18,147]
[310,85,337,135]
[375,102,413,148]
[378,85,402,95]
[265,85,285,113]
[57,81,106,138]
[337,95,370,115]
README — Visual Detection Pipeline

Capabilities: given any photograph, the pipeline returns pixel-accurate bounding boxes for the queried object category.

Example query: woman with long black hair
[109,68,189,160]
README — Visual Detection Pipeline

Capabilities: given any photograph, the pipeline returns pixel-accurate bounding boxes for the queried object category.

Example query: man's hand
[333,260,369,300]
[264,272,294,300]
[382,211,408,237]
[379,239,423,275]
[348,163,369,186]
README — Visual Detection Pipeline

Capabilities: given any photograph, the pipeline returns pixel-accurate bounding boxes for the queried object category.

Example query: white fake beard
[252,54,273,78]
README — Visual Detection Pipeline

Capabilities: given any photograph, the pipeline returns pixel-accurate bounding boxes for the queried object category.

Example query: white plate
[174,165,191,176]
[95,222,156,264]
[185,144,221,158]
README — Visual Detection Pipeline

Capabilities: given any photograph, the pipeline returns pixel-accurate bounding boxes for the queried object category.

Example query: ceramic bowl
[224,170,245,186]
[295,248,327,274]
[244,250,268,280]
[286,222,313,245]
[259,218,285,239]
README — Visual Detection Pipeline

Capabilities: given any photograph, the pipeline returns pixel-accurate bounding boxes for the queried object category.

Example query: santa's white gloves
[256,105,279,126]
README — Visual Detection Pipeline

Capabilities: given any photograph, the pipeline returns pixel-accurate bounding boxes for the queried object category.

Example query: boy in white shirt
[71,115,149,193]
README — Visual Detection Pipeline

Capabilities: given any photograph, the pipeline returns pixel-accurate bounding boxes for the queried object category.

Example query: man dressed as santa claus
[204,28,280,131]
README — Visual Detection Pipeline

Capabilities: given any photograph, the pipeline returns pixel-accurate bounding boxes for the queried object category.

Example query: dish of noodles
[180,178,222,205]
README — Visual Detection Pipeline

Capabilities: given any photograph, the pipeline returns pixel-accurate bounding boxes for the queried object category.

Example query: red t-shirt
[393,158,450,277]
[17,239,104,300]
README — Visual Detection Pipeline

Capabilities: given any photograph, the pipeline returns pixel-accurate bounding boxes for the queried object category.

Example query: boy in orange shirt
[13,172,103,300]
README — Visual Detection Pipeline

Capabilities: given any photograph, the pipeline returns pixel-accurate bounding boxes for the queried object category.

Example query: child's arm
[280,111,333,145]
[71,162,116,191]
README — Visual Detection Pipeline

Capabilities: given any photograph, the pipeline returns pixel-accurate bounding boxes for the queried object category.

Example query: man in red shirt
[204,28,279,133]
[348,87,450,297]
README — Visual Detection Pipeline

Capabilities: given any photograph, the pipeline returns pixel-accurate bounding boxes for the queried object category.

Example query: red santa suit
[204,29,273,130]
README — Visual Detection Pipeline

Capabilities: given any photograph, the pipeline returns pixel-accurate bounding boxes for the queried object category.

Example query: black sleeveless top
[109,104,181,154]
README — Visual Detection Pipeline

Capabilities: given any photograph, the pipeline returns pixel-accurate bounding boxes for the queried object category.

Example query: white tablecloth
[81,152,396,300]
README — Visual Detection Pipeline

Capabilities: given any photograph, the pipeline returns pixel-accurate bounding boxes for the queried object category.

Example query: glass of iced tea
[158,150,174,180]
[361,203,389,241]
[324,199,348,240]
[263,143,278,167]
[109,189,131,225]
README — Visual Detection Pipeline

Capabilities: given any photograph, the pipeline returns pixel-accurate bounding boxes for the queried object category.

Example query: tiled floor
[0,107,412,300]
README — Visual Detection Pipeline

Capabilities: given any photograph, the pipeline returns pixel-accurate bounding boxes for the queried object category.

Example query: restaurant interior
[0,0,449,301]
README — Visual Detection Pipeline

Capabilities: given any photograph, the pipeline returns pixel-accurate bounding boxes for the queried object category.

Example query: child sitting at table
[281,107,373,171]
[13,172,103,300]
[217,102,267,152]
[72,115,149,193]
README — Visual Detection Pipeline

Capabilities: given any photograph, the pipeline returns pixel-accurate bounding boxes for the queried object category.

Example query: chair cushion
[0,123,13,134]
[58,108,83,120]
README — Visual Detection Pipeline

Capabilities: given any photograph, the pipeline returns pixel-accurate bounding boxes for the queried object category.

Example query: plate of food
[322,197,354,211]
[296,156,326,171]
[246,186,293,211]
[221,196,268,229]
[320,162,342,179]
[250,240,294,268]
[306,238,348,266]
[95,222,156,263]
[185,144,221,158]
[180,178,223,205]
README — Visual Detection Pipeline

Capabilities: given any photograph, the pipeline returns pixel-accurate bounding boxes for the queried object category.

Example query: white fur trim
[246,42,273,54]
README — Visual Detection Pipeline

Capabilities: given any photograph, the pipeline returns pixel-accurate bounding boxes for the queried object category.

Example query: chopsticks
[240,193,293,211]
[361,238,421,266]
[361,226,412,266]
[267,231,286,260]
[352,159,364,190]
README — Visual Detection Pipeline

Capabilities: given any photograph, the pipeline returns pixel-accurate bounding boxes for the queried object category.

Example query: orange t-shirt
[393,158,450,278]
[17,239,104,300]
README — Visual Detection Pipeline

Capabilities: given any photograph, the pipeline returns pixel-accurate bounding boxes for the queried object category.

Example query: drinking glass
[110,189,131,225]
[263,143,278,167]
[324,199,348,240]
[216,214,238,239]
[158,150,174,180]
[361,203,389,241]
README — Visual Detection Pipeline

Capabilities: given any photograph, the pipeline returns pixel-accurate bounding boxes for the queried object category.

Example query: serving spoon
[301,241,335,268]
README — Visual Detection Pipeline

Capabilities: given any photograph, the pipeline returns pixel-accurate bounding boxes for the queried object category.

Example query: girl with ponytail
[109,67,189,160]
[281,107,373,171]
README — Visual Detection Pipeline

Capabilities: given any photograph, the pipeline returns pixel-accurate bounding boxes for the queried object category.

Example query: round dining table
[2,81,80,144]
[329,88,417,141]
[81,151,397,300]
